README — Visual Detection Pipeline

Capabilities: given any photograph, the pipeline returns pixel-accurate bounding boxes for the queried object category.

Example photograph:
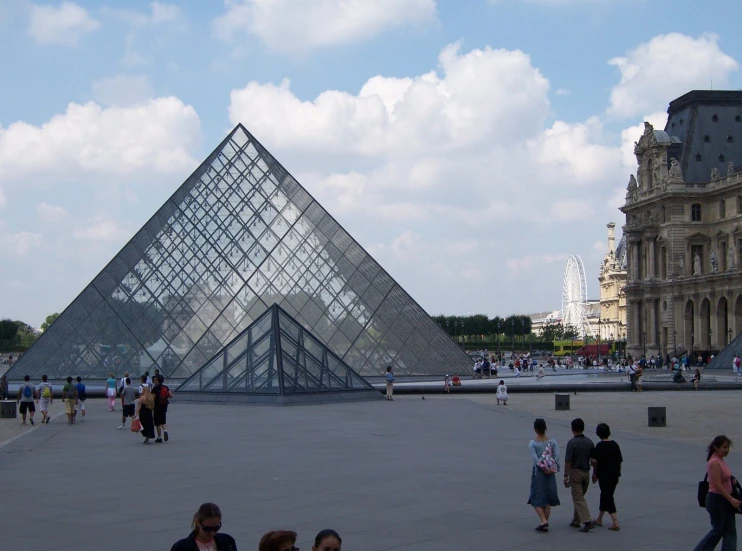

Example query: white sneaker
[117,425,124,430]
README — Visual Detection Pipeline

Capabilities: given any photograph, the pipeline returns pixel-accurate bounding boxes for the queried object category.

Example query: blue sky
[1,0,741,327]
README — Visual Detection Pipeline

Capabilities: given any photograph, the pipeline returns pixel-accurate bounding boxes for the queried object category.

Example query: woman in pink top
[693,435,739,551]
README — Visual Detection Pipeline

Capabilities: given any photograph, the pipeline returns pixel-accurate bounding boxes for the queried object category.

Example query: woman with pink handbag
[528,418,561,532]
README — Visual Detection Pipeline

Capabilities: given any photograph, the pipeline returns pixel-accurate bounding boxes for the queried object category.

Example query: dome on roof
[616,235,627,269]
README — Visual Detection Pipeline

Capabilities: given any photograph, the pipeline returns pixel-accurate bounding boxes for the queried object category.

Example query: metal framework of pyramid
[7,124,470,382]
[176,304,380,404]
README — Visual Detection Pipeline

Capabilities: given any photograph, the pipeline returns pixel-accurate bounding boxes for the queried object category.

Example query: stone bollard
[648,406,666,427]
[0,400,17,419]
[555,393,570,411]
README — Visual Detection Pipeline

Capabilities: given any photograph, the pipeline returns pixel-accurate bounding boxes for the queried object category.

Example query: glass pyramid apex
[176,304,377,403]
[7,124,470,382]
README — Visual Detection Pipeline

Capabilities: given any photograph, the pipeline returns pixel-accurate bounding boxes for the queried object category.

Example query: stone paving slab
[0,399,68,447]
[0,392,736,550]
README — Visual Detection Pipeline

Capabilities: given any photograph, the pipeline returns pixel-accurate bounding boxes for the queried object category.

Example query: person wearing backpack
[385,366,394,401]
[528,418,560,532]
[17,374,36,426]
[38,374,53,424]
[62,376,78,425]
[152,374,172,443]
[74,376,87,423]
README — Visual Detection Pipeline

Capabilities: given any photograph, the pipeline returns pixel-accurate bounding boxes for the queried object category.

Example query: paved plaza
[0,390,738,550]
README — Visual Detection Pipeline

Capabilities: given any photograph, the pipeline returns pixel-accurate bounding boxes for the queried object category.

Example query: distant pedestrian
[38,374,53,424]
[528,418,560,532]
[693,369,702,390]
[565,418,595,532]
[62,376,77,425]
[118,371,129,407]
[444,374,450,393]
[135,385,155,444]
[118,378,137,430]
[138,374,150,394]
[496,380,508,406]
[17,374,36,426]
[734,355,740,374]
[259,530,298,551]
[313,529,342,551]
[0,374,8,400]
[628,363,638,392]
[693,435,739,551]
[170,502,237,551]
[105,372,117,411]
[590,423,623,531]
[537,365,545,379]
[74,376,86,422]
[152,375,172,443]
[385,366,394,401]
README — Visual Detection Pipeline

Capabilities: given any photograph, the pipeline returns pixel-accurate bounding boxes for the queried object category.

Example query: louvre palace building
[621,90,742,362]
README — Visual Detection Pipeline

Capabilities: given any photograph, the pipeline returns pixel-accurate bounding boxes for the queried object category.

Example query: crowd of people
[11,370,172,444]
[170,503,342,551]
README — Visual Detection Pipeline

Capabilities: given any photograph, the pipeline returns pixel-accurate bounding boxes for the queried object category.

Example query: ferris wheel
[562,255,588,337]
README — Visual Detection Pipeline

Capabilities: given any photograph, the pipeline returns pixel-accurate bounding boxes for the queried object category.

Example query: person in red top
[694,435,740,550]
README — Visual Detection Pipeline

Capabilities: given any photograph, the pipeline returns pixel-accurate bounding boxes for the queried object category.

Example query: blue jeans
[694,492,737,551]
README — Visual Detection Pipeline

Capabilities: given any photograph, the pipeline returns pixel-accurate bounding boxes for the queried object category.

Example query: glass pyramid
[7,124,470,381]
[176,304,379,403]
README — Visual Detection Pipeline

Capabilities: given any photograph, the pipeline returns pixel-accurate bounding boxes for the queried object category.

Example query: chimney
[607,222,616,255]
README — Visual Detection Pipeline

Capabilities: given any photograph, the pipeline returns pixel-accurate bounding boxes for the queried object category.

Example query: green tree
[40,313,60,332]
[0,319,18,342]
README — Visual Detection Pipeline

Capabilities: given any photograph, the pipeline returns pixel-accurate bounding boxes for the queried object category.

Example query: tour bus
[575,343,611,357]
[553,340,584,356]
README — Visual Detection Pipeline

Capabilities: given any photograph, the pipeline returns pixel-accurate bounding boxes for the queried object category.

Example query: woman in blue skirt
[528,418,561,532]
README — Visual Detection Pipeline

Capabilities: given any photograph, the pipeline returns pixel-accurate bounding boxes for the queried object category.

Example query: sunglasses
[200,522,222,533]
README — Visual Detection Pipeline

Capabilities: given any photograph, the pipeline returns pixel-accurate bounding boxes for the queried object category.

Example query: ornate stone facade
[598,223,627,343]
[621,91,742,360]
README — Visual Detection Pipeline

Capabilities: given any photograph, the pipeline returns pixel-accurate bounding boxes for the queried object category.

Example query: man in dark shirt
[564,418,595,532]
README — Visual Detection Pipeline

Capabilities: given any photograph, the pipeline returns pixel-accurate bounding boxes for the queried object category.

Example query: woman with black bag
[694,435,740,550]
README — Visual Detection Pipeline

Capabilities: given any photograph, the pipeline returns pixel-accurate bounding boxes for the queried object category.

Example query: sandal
[592,521,603,527]
[608,525,621,531]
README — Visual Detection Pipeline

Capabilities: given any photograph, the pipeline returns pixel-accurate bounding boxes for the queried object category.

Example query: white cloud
[37,202,68,220]
[214,0,436,53]
[555,88,570,96]
[102,2,184,26]
[506,254,569,275]
[607,33,739,118]
[91,74,154,107]
[0,97,201,183]
[229,43,550,160]
[0,229,42,256]
[527,116,622,185]
[28,1,100,46]
[549,199,595,222]
[0,188,6,208]
[72,217,126,242]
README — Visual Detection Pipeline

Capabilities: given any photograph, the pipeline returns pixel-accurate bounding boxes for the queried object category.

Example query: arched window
[691,203,702,222]
[720,199,727,219]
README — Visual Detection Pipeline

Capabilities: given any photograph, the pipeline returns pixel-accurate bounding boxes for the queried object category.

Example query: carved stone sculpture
[694,253,702,276]
[729,245,737,271]
[626,174,638,202]
[711,167,721,181]
[710,251,719,273]
[678,256,686,276]
[667,157,683,182]
[729,162,736,176]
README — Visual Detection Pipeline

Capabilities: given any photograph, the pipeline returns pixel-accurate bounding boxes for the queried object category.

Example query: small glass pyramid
[7,124,469,381]
[176,304,379,403]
